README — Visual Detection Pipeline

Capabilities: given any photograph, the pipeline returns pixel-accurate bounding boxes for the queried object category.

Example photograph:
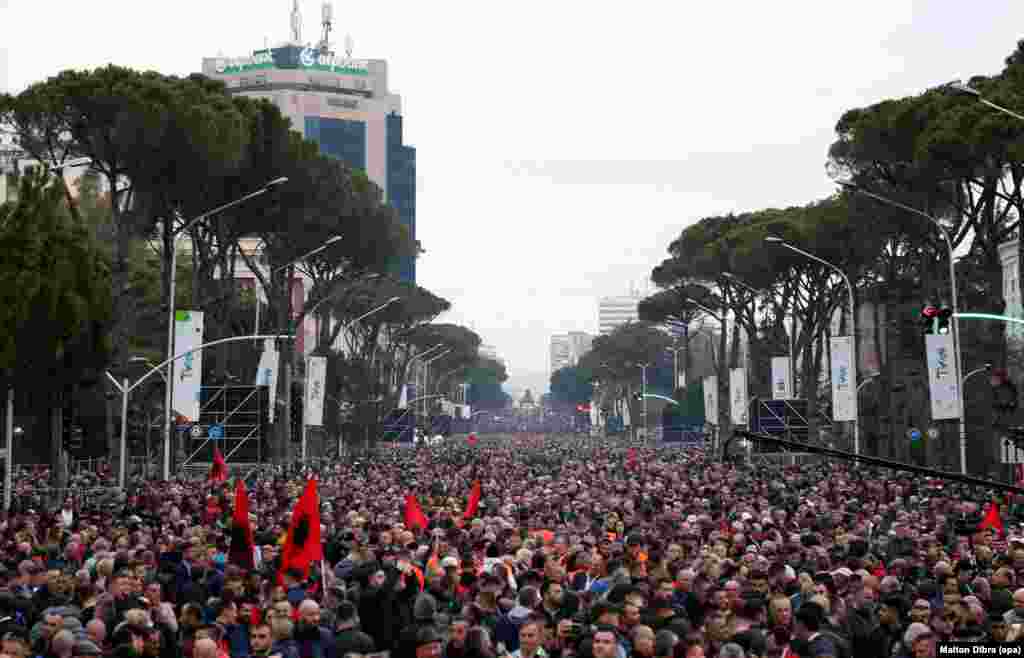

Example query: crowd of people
[0,433,1019,658]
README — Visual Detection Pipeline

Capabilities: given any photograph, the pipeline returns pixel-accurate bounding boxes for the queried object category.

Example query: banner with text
[704,375,718,425]
[172,311,205,423]
[771,357,793,400]
[305,356,327,426]
[830,336,855,421]
[730,367,749,425]
[255,339,279,423]
[926,333,960,420]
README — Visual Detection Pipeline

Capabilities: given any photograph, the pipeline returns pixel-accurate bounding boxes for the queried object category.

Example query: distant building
[1001,237,1023,342]
[479,343,499,362]
[549,331,593,378]
[598,294,641,334]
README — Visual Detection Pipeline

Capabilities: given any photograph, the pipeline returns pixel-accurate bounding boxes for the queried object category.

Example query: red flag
[467,433,478,447]
[404,494,429,530]
[463,481,482,520]
[979,501,1005,536]
[209,448,227,483]
[228,479,255,569]
[626,448,638,471]
[278,479,322,583]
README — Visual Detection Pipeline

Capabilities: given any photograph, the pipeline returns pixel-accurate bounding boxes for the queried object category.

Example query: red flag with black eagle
[228,478,255,569]
[978,500,1005,536]
[209,447,227,482]
[278,479,322,583]
[463,480,482,520]
[404,494,429,530]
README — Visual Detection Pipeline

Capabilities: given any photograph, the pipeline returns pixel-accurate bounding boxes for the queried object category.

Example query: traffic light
[937,308,954,335]
[289,382,303,442]
[992,369,1019,415]
[921,305,939,334]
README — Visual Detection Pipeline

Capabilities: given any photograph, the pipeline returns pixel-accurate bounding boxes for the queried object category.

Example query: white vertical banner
[622,397,631,427]
[925,333,960,420]
[305,356,327,426]
[830,336,855,422]
[730,367,749,425]
[771,357,793,400]
[677,369,687,391]
[171,311,204,423]
[703,375,719,425]
[255,339,279,422]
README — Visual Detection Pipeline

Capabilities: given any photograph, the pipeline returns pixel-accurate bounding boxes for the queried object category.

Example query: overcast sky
[3,1,1024,396]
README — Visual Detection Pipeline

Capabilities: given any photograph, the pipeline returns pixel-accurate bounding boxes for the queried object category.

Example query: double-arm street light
[111,333,293,488]
[765,235,861,456]
[301,296,400,461]
[723,272,798,401]
[253,235,343,335]
[838,181,968,473]
[162,177,288,480]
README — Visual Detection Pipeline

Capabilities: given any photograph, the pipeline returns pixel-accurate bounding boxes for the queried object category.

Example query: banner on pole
[703,375,718,425]
[255,339,279,423]
[171,311,204,423]
[925,333,960,420]
[305,356,327,426]
[830,336,855,422]
[730,367,748,425]
[771,357,793,400]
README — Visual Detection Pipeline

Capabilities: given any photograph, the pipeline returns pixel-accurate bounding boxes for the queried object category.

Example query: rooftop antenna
[289,0,302,44]
[319,1,333,55]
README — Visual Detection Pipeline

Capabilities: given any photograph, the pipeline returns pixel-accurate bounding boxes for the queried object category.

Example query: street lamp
[162,176,288,480]
[838,181,968,474]
[765,235,860,456]
[964,363,993,386]
[300,296,400,461]
[49,157,92,172]
[254,235,344,334]
[950,81,1024,122]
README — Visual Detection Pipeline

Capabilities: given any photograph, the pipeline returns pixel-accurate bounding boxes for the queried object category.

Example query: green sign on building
[215,47,369,76]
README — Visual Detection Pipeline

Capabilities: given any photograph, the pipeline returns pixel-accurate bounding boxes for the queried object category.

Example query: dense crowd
[0,434,1019,658]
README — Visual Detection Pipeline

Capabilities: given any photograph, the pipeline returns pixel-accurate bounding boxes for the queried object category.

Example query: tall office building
[598,294,641,334]
[200,1,416,282]
[549,331,593,378]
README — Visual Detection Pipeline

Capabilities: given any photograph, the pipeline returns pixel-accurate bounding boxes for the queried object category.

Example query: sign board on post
[771,357,793,400]
[830,336,855,422]
[703,376,718,425]
[305,356,327,426]
[925,333,960,420]
[172,311,205,423]
[1002,439,1024,464]
[730,368,748,425]
[255,339,280,423]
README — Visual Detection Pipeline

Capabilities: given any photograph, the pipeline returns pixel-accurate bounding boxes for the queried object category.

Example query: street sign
[208,424,224,439]
[907,428,922,442]
[190,424,204,438]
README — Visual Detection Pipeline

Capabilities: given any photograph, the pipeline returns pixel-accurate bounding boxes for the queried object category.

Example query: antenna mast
[319,2,333,54]
[290,0,302,44]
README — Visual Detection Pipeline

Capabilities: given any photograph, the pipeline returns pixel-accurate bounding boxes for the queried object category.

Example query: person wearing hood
[397,592,440,658]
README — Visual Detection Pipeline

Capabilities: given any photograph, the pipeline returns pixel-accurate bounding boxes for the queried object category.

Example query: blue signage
[208,424,224,439]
